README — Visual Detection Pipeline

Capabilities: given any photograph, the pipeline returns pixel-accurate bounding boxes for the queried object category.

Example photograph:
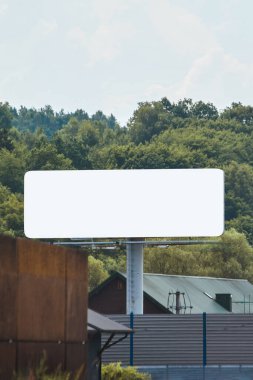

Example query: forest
[0,98,253,289]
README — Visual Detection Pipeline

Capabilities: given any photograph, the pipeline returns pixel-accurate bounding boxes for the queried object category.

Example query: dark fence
[139,366,253,380]
[102,314,253,366]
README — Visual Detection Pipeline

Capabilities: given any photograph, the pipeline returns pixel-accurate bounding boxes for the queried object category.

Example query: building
[87,308,132,380]
[89,271,253,314]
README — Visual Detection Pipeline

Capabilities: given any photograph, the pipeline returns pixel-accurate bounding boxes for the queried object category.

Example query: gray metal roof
[121,273,253,314]
[88,308,132,333]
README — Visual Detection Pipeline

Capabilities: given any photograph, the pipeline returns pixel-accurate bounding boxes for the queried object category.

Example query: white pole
[126,239,144,314]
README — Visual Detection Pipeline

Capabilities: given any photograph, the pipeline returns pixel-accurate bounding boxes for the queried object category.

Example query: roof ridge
[143,273,248,281]
[120,271,249,282]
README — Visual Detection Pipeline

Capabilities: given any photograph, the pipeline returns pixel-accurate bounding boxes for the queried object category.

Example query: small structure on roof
[87,308,132,380]
[89,272,253,314]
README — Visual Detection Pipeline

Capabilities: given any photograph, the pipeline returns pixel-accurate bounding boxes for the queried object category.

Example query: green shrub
[102,362,151,380]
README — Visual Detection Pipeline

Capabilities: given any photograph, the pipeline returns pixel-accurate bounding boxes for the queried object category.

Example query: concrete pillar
[126,240,144,314]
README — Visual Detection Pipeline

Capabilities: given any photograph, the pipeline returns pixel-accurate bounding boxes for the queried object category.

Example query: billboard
[24,169,224,238]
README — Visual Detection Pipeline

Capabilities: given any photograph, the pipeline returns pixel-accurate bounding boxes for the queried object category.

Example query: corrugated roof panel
[142,274,253,314]
[120,273,253,314]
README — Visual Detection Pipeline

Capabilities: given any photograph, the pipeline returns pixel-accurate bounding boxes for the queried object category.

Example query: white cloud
[67,26,86,46]
[147,0,218,57]
[91,0,129,22]
[0,1,7,15]
[34,19,58,38]
[86,21,134,65]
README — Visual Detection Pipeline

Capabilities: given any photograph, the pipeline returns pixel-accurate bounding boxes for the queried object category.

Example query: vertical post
[203,312,207,367]
[130,312,134,366]
[126,239,144,314]
[176,291,181,314]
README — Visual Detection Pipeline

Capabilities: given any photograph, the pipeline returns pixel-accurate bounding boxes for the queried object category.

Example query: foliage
[1,98,253,284]
[11,106,118,138]
[88,252,126,291]
[0,184,23,236]
[144,230,253,281]
[102,362,151,380]
[13,351,84,379]
[0,147,26,193]
[88,255,109,291]
[221,102,253,125]
[0,102,14,150]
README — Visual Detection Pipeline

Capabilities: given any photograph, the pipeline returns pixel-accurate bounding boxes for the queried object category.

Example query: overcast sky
[0,0,252,125]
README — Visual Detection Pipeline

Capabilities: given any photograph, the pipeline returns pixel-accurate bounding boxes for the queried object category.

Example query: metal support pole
[203,312,207,367]
[126,239,144,314]
[130,312,134,366]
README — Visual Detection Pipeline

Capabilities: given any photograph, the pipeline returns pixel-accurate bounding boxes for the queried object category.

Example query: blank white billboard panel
[24,169,224,238]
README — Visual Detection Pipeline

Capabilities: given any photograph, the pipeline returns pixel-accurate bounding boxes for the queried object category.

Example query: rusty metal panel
[17,238,66,341]
[0,343,16,380]
[0,236,88,375]
[0,276,17,340]
[0,235,17,341]
[17,276,65,341]
[17,343,65,372]
[0,235,17,275]
[17,238,66,278]
[66,343,87,378]
[66,252,88,342]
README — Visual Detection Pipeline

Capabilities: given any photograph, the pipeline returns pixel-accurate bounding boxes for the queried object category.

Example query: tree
[88,255,109,291]
[226,216,253,245]
[53,119,98,169]
[0,184,23,236]
[144,230,253,280]
[191,100,218,120]
[221,102,253,125]
[128,102,168,144]
[170,98,193,118]
[0,148,26,193]
[0,102,13,150]
[26,144,73,171]
[225,162,253,220]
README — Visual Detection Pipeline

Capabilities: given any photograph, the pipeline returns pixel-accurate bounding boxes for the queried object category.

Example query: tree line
[1,98,253,288]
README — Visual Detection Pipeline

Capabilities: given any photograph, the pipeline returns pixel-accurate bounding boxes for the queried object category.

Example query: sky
[0,0,253,126]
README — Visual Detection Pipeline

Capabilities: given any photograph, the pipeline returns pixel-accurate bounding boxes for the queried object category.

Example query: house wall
[0,235,88,379]
[89,276,166,314]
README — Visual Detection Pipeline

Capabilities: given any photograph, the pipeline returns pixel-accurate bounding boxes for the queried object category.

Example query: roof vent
[215,293,232,312]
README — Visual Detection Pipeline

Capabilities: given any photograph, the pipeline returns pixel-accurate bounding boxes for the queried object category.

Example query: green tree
[128,102,168,144]
[0,148,26,193]
[225,162,253,220]
[53,118,100,169]
[0,185,23,236]
[88,255,109,291]
[144,230,253,280]
[26,144,73,171]
[0,102,13,150]
[221,102,253,125]
[226,216,253,245]
[191,100,218,120]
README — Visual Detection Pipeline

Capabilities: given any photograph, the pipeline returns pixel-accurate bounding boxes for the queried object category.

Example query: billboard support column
[126,239,144,314]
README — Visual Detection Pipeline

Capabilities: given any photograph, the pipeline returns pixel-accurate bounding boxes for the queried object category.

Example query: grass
[13,351,85,380]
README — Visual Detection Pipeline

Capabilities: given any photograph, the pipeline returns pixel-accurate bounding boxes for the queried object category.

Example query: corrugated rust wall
[103,314,253,366]
[0,235,88,379]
